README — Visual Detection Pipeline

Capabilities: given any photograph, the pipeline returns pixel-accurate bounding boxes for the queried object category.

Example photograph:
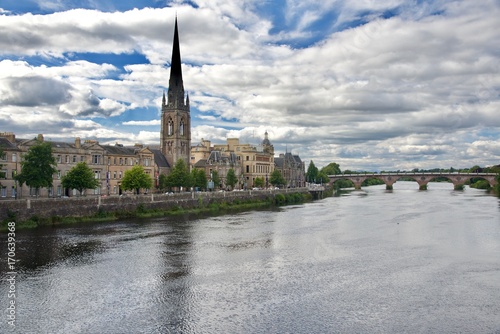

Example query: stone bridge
[328,172,498,190]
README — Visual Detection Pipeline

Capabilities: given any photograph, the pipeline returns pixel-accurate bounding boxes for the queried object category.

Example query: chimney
[75,137,81,148]
[37,134,44,142]
[0,132,15,143]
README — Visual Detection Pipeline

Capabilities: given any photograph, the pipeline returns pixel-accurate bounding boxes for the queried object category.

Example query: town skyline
[1,0,499,171]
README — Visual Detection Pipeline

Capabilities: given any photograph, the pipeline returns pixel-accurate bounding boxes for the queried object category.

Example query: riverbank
[0,189,312,231]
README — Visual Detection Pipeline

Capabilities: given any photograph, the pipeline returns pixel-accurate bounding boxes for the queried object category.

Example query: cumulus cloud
[1,1,499,171]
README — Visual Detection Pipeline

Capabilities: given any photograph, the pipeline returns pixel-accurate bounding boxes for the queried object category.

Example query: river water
[1,182,500,333]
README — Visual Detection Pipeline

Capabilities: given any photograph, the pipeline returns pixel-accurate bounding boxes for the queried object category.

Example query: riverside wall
[0,188,309,222]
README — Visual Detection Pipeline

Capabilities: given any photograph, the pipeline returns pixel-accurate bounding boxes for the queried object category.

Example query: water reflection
[2,183,500,333]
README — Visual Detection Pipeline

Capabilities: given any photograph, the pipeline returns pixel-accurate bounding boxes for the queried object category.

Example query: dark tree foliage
[16,141,57,196]
[191,168,207,191]
[61,162,100,196]
[211,170,220,189]
[121,165,153,194]
[306,160,319,183]
[320,162,341,175]
[158,174,168,191]
[269,169,286,188]
[225,168,238,190]
[254,177,265,188]
[165,159,191,191]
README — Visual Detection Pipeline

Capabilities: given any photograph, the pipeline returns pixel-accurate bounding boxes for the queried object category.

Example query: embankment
[0,188,311,229]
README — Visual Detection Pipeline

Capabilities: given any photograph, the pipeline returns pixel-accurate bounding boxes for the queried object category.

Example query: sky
[1,0,499,171]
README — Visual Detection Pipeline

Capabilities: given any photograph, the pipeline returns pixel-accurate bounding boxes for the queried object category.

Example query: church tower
[161,17,191,168]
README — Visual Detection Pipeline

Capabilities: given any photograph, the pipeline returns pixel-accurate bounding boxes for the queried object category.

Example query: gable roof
[152,149,170,168]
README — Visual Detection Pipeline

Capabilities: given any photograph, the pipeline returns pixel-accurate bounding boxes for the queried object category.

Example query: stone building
[0,132,155,198]
[0,18,191,198]
[274,152,306,188]
[193,150,242,190]
[190,133,275,189]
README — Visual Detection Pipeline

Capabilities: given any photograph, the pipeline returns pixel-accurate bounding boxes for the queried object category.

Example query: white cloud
[122,120,161,126]
[1,1,500,171]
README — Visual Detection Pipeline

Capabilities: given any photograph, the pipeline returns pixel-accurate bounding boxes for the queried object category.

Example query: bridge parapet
[328,172,498,190]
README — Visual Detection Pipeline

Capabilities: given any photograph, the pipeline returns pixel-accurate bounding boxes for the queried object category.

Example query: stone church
[0,18,190,198]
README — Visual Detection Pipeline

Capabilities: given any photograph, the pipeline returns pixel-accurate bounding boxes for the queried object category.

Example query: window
[144,158,150,167]
[246,156,249,161]
[108,157,111,165]
[57,186,61,196]
[81,156,85,162]
[11,186,16,198]
[1,170,6,179]
[92,155,101,164]
[72,155,77,163]
[167,118,173,136]
[0,153,6,161]
[113,186,117,194]
[124,158,128,165]
[57,155,62,163]
[1,187,6,197]
[48,187,53,197]
[113,171,117,179]
[119,158,123,165]
[12,153,17,162]
[246,166,249,173]
[94,171,100,179]
[57,170,61,179]
[11,170,16,179]
[119,171,122,179]
[180,119,185,136]
[113,157,117,165]
[65,155,69,163]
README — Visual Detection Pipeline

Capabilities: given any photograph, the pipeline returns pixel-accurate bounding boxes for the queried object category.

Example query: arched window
[180,119,185,136]
[167,118,173,136]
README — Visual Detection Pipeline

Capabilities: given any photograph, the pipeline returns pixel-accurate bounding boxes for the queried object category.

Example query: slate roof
[0,137,18,150]
[152,149,170,168]
[101,144,138,156]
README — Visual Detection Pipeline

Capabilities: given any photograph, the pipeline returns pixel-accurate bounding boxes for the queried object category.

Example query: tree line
[0,141,290,197]
[3,141,499,197]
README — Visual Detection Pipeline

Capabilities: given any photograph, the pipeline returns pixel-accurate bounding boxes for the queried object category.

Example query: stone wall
[0,188,308,222]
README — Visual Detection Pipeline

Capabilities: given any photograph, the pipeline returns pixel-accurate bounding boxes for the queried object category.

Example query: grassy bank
[1,192,312,232]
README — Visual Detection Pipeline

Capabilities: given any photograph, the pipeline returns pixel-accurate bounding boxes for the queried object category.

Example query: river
[1,182,500,333]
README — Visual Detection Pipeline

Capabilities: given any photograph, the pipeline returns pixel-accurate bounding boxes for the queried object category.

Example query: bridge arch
[328,172,498,191]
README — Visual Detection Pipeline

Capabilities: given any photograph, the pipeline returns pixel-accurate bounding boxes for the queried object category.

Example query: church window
[180,119,185,136]
[167,118,173,136]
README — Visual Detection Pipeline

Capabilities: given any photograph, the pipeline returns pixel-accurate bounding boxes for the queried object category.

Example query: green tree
[158,173,168,191]
[121,165,153,194]
[317,171,329,184]
[211,170,220,190]
[254,176,265,188]
[16,141,57,197]
[225,169,238,190]
[269,169,286,188]
[166,159,190,191]
[191,168,207,191]
[306,160,319,183]
[320,162,341,175]
[61,162,100,196]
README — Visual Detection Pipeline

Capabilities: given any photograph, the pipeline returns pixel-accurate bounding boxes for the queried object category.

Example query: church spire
[168,16,184,107]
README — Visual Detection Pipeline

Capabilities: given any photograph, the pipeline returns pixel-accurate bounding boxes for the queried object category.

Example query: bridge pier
[328,172,498,191]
